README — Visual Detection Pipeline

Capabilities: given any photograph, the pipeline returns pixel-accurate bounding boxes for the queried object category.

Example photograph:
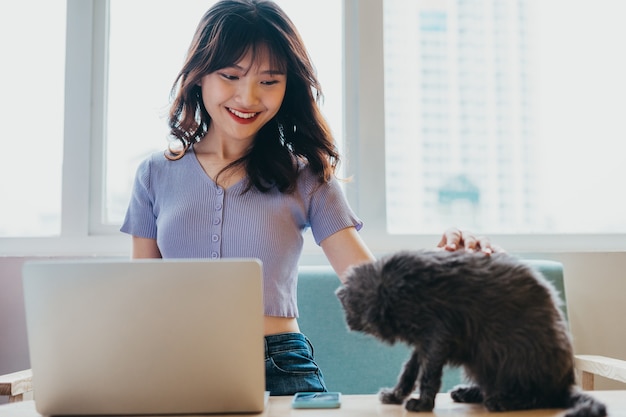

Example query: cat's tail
[565,389,607,417]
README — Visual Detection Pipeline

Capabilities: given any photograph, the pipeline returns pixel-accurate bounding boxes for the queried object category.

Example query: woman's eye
[261,80,279,86]
[219,73,238,81]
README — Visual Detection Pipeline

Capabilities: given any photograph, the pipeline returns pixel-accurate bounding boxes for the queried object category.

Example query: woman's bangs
[262,41,288,75]
[211,18,287,74]
[209,28,251,71]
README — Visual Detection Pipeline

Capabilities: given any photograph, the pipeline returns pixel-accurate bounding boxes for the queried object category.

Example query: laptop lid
[22,258,266,416]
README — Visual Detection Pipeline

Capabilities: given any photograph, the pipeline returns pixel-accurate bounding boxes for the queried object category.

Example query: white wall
[0,257,30,375]
[540,252,626,389]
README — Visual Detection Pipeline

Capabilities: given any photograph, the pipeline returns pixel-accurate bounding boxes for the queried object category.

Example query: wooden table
[1,392,624,417]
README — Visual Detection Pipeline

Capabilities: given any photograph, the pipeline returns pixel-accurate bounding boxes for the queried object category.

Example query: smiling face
[199,46,287,145]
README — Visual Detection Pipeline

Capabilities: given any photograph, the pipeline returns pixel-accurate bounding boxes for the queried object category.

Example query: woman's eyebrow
[229,63,286,75]
[262,69,286,76]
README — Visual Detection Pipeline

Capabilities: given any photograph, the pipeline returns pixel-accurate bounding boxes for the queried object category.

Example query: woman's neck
[192,134,251,188]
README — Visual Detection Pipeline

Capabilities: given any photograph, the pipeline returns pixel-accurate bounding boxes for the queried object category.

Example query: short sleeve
[120,157,158,239]
[307,176,363,245]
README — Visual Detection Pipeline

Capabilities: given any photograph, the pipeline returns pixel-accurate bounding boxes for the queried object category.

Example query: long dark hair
[167,0,340,193]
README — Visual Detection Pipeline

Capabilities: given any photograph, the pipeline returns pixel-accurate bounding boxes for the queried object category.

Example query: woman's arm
[321,226,502,282]
[320,227,375,283]
[131,236,162,259]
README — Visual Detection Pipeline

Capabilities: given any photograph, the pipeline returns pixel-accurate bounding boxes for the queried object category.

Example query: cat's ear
[335,286,345,303]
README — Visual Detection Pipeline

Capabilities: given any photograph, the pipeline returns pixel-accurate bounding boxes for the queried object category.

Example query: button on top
[209,185,224,260]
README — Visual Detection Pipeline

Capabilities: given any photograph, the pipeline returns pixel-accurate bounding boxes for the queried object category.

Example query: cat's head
[336,259,402,344]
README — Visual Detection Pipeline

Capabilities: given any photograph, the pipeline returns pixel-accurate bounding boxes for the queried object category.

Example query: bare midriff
[264,316,300,335]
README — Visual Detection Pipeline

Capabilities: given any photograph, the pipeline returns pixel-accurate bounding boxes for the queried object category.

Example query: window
[0,1,66,237]
[382,0,626,236]
[1,0,625,256]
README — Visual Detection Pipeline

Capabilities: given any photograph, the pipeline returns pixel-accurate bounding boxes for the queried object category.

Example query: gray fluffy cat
[336,250,606,417]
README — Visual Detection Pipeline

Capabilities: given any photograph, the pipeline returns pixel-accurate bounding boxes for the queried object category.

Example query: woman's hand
[436,227,501,255]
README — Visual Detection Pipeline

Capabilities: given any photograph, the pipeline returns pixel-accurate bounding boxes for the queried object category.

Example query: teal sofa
[296,260,566,395]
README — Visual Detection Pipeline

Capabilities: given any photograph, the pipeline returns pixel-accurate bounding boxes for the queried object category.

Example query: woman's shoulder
[136,148,195,170]
[295,162,320,184]
[294,162,341,194]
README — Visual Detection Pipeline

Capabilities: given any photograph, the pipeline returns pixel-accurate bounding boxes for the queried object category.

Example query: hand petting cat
[436,227,502,255]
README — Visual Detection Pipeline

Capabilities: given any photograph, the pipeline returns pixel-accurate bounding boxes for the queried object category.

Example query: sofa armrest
[0,369,32,402]
[575,355,626,390]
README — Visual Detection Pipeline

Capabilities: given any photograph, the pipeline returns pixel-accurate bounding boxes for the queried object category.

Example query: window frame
[0,0,624,258]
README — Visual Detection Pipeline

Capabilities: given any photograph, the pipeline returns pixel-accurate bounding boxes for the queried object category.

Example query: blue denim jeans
[264,332,327,396]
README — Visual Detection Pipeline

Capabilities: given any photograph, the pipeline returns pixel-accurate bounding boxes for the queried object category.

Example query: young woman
[121,0,496,395]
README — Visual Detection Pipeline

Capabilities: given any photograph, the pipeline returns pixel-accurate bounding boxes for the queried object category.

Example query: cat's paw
[483,398,509,412]
[378,388,405,404]
[483,394,521,412]
[405,397,435,412]
[450,385,483,403]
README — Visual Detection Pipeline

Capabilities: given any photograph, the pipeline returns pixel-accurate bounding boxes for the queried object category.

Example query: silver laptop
[22,258,266,416]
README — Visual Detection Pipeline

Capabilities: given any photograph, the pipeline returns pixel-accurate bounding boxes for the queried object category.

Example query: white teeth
[229,108,257,119]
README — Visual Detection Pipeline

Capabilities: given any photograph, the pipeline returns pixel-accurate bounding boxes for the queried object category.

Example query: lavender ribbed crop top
[120,147,363,317]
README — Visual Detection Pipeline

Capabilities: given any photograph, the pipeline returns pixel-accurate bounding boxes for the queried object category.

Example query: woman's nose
[235,80,259,106]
